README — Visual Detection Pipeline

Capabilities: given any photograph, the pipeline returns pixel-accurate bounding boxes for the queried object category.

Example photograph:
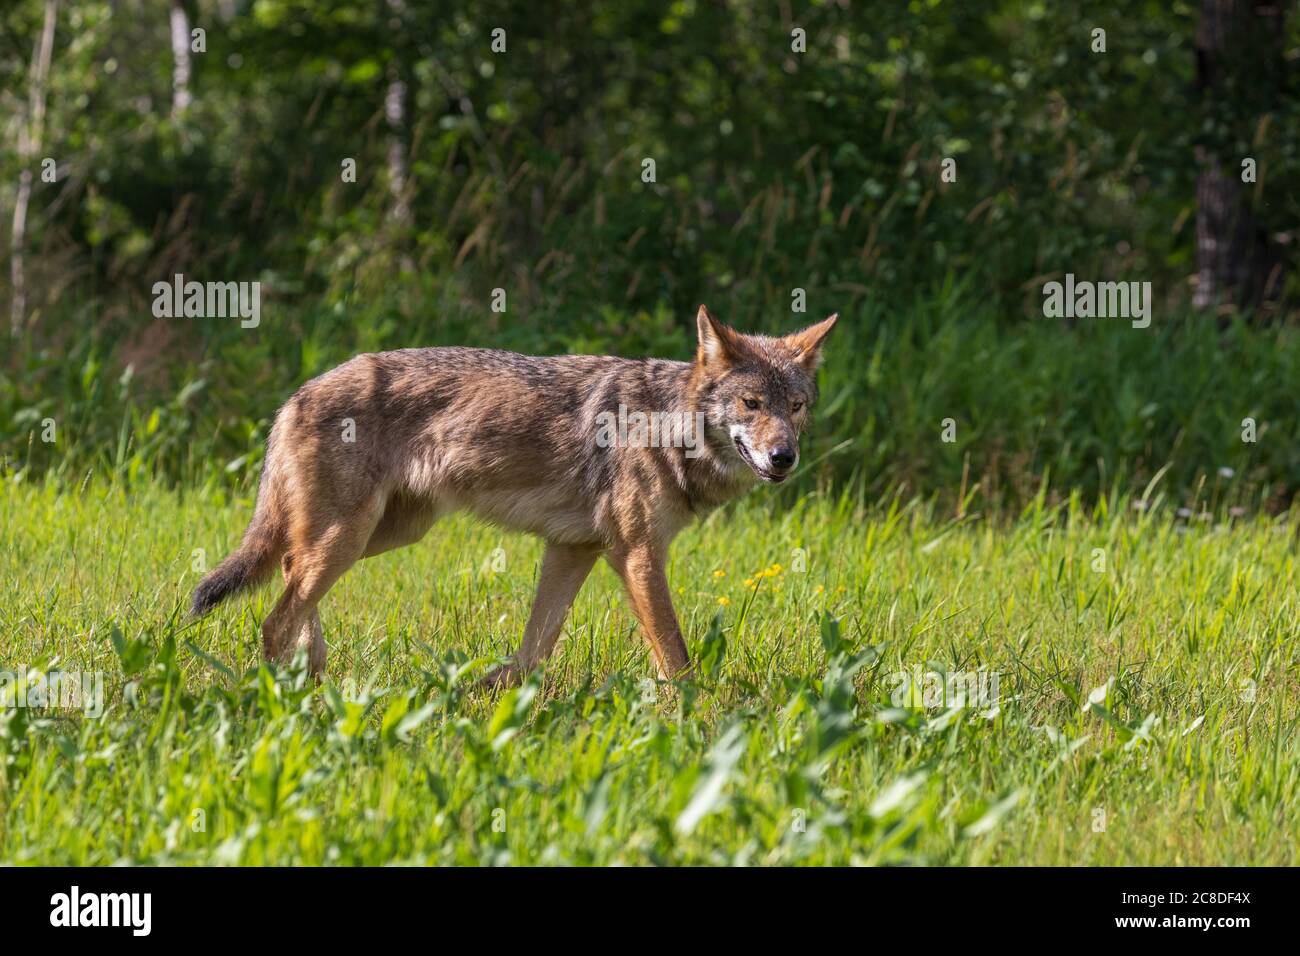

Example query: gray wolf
[190,305,837,686]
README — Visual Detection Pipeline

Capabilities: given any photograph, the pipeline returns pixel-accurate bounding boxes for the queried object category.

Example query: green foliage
[4,293,1298,509]
[3,1,1299,506]
[3,1,1298,318]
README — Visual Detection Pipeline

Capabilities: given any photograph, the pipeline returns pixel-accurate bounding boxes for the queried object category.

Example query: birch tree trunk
[170,0,193,118]
[385,63,411,227]
[383,0,415,274]
[10,0,58,336]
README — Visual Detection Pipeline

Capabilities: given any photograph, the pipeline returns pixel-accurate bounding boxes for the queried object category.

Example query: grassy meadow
[2,476,1297,865]
[4,0,1298,874]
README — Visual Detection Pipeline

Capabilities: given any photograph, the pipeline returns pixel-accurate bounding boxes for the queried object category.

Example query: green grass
[2,476,1298,865]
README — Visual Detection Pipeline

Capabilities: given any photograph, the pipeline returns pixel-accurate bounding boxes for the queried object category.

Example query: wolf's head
[691,305,837,484]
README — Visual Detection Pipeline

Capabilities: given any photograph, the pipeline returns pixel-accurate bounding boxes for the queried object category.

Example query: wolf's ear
[784,313,838,370]
[696,304,743,368]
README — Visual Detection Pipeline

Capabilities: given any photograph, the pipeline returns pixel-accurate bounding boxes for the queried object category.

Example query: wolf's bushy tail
[190,491,284,617]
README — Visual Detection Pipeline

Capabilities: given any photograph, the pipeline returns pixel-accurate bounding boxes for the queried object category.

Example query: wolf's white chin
[730,430,788,483]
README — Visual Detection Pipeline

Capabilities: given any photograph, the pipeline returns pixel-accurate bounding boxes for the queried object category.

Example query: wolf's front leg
[608,543,691,680]
[481,542,599,689]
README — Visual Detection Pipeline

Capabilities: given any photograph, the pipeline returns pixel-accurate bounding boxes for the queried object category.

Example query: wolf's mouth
[733,436,788,483]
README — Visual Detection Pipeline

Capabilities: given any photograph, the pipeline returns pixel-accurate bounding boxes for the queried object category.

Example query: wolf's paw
[478,662,524,692]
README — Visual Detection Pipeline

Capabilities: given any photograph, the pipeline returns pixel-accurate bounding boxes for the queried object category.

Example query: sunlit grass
[1,477,1297,864]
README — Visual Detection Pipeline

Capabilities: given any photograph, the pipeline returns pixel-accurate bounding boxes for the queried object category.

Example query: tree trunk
[385,63,411,227]
[170,0,193,118]
[384,0,412,230]
[1193,0,1288,314]
[10,0,58,337]
[383,0,415,273]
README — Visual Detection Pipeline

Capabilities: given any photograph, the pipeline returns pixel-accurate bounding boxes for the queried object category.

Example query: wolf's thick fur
[191,306,836,684]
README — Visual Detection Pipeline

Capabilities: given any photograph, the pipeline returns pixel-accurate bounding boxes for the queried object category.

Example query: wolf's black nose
[769,447,796,471]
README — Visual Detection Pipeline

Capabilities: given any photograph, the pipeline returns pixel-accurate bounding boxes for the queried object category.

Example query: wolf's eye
[791,402,804,413]
[743,398,760,410]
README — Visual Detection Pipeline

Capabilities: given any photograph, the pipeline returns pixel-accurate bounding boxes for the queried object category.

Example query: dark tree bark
[1193,0,1289,314]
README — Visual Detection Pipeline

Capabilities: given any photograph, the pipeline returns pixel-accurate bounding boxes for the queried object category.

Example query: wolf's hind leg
[363,496,439,558]
[262,496,383,675]
[482,542,599,689]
